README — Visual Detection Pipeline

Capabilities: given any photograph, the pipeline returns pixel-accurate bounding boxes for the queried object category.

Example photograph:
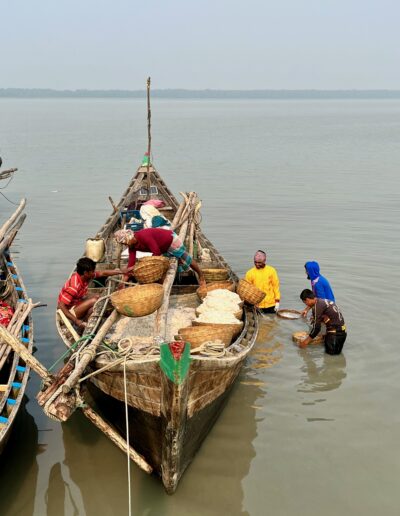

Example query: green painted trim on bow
[160,343,191,385]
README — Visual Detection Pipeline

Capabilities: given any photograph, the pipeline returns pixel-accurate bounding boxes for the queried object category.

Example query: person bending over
[299,289,347,355]
[114,227,206,287]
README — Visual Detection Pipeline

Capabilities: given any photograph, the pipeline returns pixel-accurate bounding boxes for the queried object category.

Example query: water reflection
[297,348,347,394]
[54,368,268,515]
[45,462,79,516]
[250,315,284,371]
[0,398,39,515]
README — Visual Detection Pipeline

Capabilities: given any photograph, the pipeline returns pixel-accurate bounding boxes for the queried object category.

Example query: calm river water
[0,98,399,516]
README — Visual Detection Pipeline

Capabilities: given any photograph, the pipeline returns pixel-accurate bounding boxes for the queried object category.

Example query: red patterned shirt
[58,272,99,308]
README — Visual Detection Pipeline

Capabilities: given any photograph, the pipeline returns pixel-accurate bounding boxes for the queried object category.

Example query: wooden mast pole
[146,76,152,199]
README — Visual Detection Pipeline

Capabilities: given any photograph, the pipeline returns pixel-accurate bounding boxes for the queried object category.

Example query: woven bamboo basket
[195,307,243,320]
[178,325,234,349]
[237,279,265,305]
[110,284,164,317]
[196,281,236,300]
[193,320,244,338]
[201,268,229,282]
[133,256,170,284]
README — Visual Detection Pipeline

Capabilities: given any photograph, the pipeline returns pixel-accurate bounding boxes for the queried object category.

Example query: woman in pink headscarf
[245,250,280,314]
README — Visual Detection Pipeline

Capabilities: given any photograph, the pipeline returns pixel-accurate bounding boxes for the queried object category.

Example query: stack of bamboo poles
[155,192,201,340]
[0,299,41,371]
[0,198,26,256]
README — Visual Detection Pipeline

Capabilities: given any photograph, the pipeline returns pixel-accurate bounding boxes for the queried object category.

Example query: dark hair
[76,257,96,275]
[300,289,315,301]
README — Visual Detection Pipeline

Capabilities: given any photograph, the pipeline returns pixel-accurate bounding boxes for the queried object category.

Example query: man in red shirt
[58,257,131,330]
[114,228,205,286]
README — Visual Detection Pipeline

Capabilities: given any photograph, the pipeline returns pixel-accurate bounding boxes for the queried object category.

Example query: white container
[85,238,105,262]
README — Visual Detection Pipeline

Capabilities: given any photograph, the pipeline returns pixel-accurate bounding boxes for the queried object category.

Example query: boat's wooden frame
[0,249,33,455]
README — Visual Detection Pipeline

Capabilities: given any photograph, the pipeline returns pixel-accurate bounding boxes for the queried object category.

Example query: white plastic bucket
[85,238,105,262]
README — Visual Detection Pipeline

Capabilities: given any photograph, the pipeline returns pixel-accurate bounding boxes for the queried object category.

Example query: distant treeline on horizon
[1,88,400,99]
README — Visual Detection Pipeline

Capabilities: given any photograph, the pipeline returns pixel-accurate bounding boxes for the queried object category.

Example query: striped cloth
[166,234,192,272]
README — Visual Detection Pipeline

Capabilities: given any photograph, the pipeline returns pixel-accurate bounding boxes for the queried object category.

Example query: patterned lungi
[165,233,192,272]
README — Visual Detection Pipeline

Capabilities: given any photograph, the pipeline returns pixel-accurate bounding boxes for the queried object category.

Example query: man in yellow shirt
[245,250,280,314]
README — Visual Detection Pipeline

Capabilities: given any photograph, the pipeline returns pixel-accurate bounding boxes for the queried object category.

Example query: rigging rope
[123,357,132,516]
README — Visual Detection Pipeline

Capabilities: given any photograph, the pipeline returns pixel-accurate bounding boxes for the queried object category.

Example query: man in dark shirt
[299,289,347,355]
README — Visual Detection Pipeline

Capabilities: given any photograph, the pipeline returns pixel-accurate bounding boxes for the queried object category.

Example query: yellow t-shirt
[245,265,280,309]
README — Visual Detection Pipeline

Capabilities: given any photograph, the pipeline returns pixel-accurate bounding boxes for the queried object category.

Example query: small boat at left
[0,198,34,455]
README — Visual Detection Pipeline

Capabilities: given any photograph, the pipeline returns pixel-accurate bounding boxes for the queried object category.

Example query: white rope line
[124,356,132,516]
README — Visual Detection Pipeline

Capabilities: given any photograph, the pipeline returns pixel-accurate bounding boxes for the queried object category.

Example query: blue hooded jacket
[305,261,335,302]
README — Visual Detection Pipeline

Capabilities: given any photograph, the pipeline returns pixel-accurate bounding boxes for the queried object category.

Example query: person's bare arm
[97,266,134,278]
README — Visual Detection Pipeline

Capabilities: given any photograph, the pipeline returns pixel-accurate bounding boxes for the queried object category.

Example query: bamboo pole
[108,196,118,213]
[5,302,24,333]
[170,192,187,229]
[0,214,27,255]
[146,77,152,199]
[57,309,80,342]
[0,325,53,385]
[61,309,119,394]
[78,393,152,473]
[0,300,43,370]
[0,198,26,242]
[155,194,195,339]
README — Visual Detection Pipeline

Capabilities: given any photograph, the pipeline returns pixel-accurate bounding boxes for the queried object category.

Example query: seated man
[299,289,347,355]
[114,227,206,286]
[58,257,131,330]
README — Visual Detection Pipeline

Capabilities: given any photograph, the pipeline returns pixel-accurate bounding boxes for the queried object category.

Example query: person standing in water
[245,250,280,314]
[302,261,335,317]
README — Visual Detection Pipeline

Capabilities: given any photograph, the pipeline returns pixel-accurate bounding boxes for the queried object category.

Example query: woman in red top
[114,228,205,286]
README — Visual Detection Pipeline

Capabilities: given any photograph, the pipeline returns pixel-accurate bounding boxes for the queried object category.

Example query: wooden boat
[0,200,34,455]
[43,79,259,493]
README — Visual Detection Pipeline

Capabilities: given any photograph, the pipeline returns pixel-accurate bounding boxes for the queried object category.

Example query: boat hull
[87,370,238,493]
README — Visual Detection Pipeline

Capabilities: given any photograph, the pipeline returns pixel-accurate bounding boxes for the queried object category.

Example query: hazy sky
[1,0,399,89]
